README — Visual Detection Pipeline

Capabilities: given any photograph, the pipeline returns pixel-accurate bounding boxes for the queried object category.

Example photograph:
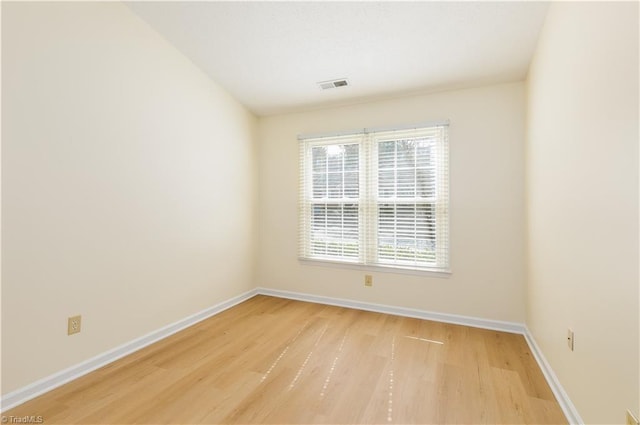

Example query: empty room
[1,1,638,424]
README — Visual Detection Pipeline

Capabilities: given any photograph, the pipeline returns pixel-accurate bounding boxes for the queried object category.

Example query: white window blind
[299,123,449,273]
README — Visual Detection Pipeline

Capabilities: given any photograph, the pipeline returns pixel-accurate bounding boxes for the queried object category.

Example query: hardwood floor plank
[3,295,567,424]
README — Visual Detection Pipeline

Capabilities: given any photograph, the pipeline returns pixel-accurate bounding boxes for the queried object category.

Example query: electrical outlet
[68,315,82,335]
[364,274,373,287]
[627,410,639,425]
[567,328,574,351]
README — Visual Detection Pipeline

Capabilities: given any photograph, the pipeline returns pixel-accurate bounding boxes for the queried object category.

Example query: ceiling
[127,1,549,116]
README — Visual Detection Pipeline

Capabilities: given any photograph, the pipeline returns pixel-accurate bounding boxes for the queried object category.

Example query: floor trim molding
[256,287,526,334]
[523,327,584,425]
[0,288,258,412]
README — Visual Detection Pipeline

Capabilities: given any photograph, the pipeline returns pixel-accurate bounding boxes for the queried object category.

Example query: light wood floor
[4,295,567,424]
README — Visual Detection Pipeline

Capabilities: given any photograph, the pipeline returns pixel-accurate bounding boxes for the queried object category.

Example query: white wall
[1,2,257,393]
[526,2,639,424]
[257,83,526,323]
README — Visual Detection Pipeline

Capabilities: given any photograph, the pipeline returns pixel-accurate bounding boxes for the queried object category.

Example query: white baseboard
[523,328,584,425]
[0,288,258,412]
[256,287,526,334]
[2,286,582,425]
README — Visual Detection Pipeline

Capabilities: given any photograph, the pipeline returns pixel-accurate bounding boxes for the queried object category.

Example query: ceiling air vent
[318,78,349,90]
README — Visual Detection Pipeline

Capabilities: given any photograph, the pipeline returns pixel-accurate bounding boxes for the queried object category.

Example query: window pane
[416,204,436,262]
[397,139,415,168]
[311,205,327,242]
[327,145,344,172]
[313,173,327,198]
[378,141,395,169]
[378,170,395,198]
[328,172,343,198]
[377,203,436,266]
[344,144,359,171]
[416,138,434,168]
[343,205,358,240]
[309,202,359,260]
[327,206,343,239]
[397,169,415,197]
[416,167,435,198]
[311,143,360,200]
[345,171,359,198]
[312,146,327,172]
[378,203,395,261]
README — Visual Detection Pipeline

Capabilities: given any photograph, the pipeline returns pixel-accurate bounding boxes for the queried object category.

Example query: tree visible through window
[299,124,449,272]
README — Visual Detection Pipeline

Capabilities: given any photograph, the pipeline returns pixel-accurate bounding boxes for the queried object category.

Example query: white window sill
[298,258,451,278]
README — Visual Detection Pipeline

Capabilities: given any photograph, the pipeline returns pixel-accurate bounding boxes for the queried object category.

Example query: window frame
[298,122,450,275]
[299,135,364,263]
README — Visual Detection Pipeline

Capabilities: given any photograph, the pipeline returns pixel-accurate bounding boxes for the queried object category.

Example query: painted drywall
[1,2,257,394]
[257,83,526,323]
[526,2,639,423]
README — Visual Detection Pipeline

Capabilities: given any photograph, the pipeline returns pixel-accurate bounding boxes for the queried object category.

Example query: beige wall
[1,2,257,393]
[526,2,639,423]
[257,83,526,323]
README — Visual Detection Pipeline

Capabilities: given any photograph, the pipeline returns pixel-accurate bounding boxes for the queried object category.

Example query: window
[299,123,449,273]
